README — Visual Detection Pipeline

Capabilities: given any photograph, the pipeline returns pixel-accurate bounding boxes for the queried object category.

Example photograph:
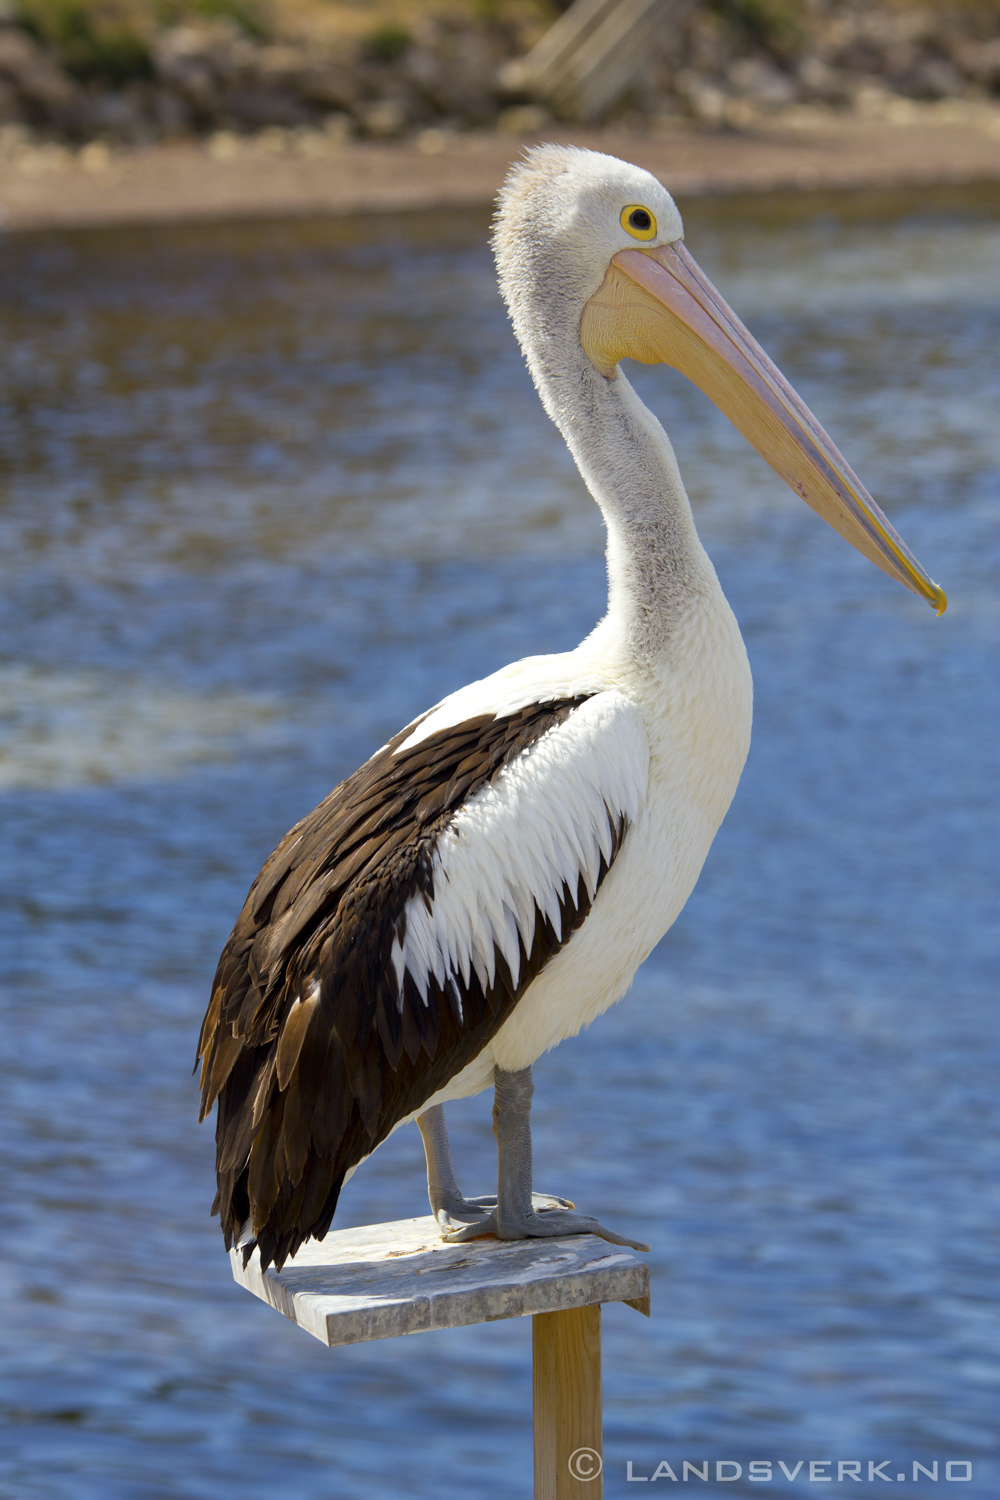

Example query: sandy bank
[3,107,1000,232]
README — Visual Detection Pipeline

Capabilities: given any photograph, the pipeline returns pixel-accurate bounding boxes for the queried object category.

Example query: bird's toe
[432,1194,497,1233]
[500,1208,649,1253]
[440,1209,499,1242]
[531,1192,575,1211]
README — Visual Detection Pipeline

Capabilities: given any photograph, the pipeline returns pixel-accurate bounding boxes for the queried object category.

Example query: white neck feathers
[493,146,725,664]
[518,305,721,662]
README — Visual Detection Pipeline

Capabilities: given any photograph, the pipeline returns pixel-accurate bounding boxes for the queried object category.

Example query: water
[1,185,997,1499]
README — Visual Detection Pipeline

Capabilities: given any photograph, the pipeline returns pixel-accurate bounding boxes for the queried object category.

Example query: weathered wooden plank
[230,1214,649,1348]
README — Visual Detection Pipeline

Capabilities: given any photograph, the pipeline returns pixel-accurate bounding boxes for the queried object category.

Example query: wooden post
[533,1304,603,1499]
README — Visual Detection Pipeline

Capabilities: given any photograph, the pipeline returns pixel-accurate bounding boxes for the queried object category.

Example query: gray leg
[417,1104,496,1229]
[443,1066,650,1252]
[417,1100,573,1233]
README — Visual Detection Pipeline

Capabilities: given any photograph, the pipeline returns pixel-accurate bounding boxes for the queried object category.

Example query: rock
[0,28,79,121]
[954,38,1000,90]
[0,119,31,153]
[727,57,796,108]
[497,102,550,134]
[297,61,361,113]
[322,111,354,141]
[288,124,331,157]
[153,30,222,113]
[226,87,309,128]
[404,24,501,123]
[250,124,293,153]
[152,22,259,105]
[852,82,896,117]
[16,139,70,172]
[257,44,306,83]
[673,68,728,124]
[79,139,111,171]
[0,77,18,121]
[905,56,964,100]
[78,85,147,141]
[405,44,445,98]
[415,124,451,153]
[207,127,240,159]
[354,97,409,137]
[153,22,317,129]
[683,9,737,77]
[797,56,855,105]
[150,86,190,134]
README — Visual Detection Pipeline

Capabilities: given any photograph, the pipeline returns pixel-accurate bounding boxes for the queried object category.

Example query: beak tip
[932,584,948,617]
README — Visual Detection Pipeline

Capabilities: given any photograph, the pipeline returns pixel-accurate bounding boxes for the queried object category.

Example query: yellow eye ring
[621,204,657,241]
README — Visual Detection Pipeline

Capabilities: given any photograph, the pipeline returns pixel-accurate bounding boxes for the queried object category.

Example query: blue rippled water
[1,186,997,1499]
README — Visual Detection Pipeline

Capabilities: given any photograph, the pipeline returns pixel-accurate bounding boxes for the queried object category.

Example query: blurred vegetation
[178,0,268,39]
[710,0,1000,60]
[364,19,411,61]
[15,0,154,81]
[14,0,999,81]
[3,0,998,133]
[711,0,805,56]
[13,0,270,82]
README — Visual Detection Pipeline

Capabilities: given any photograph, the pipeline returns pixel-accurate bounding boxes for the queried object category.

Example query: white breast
[413,585,753,1109]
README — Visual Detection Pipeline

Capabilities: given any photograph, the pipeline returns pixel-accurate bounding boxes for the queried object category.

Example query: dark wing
[197,691,646,1271]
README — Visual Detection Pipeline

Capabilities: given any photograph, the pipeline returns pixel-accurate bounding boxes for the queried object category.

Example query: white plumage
[391,585,752,1130]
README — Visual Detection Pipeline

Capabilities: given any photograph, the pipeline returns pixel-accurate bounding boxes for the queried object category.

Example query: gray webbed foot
[434,1191,573,1232]
[442,1206,649,1253]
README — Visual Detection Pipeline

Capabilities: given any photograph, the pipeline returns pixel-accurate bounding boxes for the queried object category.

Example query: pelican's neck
[540,352,722,664]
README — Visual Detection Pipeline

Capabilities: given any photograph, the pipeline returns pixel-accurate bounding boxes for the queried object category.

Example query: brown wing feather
[197,697,627,1272]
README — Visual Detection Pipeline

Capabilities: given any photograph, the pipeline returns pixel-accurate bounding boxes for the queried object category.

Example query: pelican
[197,146,945,1272]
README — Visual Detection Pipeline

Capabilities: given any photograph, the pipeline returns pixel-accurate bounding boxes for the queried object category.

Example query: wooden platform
[230,1214,650,1347]
[230,1217,651,1496]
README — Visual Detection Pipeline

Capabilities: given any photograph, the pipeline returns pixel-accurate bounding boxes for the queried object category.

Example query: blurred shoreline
[3,104,1000,232]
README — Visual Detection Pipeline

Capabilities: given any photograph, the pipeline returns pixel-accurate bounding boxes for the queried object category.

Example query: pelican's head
[495,145,945,613]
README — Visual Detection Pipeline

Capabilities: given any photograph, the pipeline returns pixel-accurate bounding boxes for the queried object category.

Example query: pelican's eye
[621,205,656,241]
